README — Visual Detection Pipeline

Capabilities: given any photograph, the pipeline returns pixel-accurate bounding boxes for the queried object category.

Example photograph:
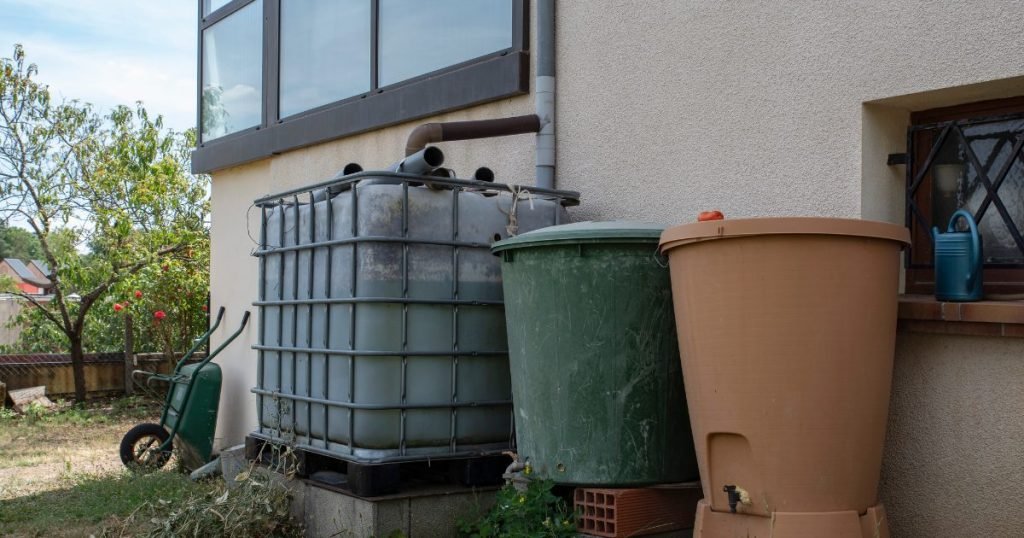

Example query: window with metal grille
[906,97,1024,295]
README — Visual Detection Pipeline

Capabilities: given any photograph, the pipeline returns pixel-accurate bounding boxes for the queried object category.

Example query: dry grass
[0,396,210,537]
[1,470,204,537]
[130,467,303,538]
[0,396,162,500]
[0,396,303,538]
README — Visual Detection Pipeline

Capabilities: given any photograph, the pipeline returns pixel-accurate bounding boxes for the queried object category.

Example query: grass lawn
[0,396,216,537]
[0,471,204,537]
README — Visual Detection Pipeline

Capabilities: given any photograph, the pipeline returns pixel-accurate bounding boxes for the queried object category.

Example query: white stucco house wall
[195,2,1024,535]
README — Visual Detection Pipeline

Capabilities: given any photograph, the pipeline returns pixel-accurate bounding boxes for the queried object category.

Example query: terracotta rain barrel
[659,217,909,538]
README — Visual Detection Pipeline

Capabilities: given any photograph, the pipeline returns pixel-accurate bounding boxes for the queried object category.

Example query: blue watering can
[932,209,983,301]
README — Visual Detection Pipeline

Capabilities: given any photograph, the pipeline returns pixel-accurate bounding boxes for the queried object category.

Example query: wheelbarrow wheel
[120,423,172,472]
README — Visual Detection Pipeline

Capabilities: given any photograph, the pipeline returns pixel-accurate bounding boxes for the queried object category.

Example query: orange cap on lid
[698,210,724,222]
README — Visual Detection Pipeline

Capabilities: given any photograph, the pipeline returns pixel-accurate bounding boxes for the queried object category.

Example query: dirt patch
[0,396,215,537]
[0,396,162,500]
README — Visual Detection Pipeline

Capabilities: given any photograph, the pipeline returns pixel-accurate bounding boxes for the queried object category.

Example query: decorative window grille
[906,98,1024,294]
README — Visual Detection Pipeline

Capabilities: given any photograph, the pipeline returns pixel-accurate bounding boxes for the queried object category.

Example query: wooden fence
[0,352,196,397]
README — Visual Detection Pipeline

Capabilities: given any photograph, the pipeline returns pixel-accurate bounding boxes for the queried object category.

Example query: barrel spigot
[723,485,741,513]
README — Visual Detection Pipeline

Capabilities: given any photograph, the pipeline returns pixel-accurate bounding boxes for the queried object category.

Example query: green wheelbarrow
[120,307,250,472]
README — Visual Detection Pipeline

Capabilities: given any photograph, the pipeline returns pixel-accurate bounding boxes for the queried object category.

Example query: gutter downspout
[402,0,557,189]
[535,0,556,190]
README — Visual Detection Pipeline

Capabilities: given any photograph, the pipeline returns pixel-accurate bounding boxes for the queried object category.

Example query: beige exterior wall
[209,1,1024,534]
[884,333,1024,537]
[0,296,24,347]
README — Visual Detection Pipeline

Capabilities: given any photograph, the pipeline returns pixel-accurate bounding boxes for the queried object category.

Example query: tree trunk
[124,314,134,396]
[70,336,87,402]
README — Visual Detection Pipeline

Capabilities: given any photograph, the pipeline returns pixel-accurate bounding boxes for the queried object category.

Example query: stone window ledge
[897,294,1024,338]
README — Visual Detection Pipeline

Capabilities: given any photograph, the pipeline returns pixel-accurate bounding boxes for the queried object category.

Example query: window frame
[905,96,1024,295]
[193,0,530,173]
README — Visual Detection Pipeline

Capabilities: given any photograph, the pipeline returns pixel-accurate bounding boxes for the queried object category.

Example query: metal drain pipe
[402,1,558,189]
[404,115,541,157]
[535,0,556,190]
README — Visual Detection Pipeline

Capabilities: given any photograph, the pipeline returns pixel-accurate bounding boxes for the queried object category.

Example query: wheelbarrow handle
[213,306,226,326]
[132,369,183,387]
[198,310,251,369]
[132,369,159,387]
[132,369,156,379]
[171,307,228,375]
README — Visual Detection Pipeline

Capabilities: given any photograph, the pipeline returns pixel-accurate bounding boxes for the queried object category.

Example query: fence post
[124,314,134,396]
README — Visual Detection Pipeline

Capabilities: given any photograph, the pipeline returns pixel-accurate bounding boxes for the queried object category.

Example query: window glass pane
[959,118,1024,264]
[279,0,371,119]
[201,0,263,141]
[379,0,513,87]
[203,0,233,16]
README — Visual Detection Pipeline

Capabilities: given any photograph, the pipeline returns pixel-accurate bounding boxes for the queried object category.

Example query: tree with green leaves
[7,241,210,358]
[0,45,209,401]
[0,223,42,260]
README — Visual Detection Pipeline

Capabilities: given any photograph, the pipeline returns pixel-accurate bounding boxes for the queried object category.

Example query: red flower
[154,310,166,321]
[113,303,124,312]
[161,264,169,272]
[134,290,143,299]
[201,305,208,312]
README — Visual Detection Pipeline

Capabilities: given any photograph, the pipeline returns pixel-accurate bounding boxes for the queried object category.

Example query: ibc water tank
[252,171,578,463]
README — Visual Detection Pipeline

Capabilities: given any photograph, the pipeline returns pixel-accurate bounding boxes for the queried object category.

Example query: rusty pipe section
[404,114,541,157]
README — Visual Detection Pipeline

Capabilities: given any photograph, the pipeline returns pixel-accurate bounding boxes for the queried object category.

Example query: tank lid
[659,217,911,252]
[492,221,665,252]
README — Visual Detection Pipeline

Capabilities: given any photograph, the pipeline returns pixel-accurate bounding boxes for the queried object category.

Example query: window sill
[897,294,1024,338]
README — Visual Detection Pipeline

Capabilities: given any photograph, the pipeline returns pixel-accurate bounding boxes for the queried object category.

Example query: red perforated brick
[574,486,702,537]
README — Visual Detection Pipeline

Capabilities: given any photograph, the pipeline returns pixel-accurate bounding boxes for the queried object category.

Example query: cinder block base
[301,480,497,538]
[218,444,248,488]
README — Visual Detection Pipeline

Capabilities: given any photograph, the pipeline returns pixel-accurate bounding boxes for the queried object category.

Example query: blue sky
[0,0,197,132]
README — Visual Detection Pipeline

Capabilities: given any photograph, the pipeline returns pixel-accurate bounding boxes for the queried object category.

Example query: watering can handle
[947,209,981,288]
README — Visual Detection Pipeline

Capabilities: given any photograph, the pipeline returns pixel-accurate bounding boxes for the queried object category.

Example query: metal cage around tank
[250,170,579,464]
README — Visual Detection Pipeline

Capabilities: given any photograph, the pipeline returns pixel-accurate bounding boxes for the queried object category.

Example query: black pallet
[245,435,511,497]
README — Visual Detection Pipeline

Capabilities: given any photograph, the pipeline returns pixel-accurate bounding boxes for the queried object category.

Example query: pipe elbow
[405,123,443,156]
[404,115,542,157]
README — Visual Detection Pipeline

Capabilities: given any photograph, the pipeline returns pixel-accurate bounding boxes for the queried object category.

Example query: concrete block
[255,466,306,523]
[305,484,380,537]
[302,481,497,538]
[407,488,497,537]
[373,497,409,537]
[219,444,248,489]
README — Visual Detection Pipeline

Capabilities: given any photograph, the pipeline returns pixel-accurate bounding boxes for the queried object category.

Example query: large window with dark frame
[194,0,528,173]
[906,97,1024,295]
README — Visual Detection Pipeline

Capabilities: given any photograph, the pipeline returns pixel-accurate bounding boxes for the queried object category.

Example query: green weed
[458,479,576,538]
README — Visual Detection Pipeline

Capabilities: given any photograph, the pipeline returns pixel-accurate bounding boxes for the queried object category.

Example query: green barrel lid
[492,221,666,253]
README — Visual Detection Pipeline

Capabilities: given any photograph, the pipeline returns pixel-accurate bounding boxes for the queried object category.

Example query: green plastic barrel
[492,221,698,485]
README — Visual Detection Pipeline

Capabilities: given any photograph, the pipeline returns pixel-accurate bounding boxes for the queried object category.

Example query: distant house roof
[30,260,50,276]
[4,258,51,287]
